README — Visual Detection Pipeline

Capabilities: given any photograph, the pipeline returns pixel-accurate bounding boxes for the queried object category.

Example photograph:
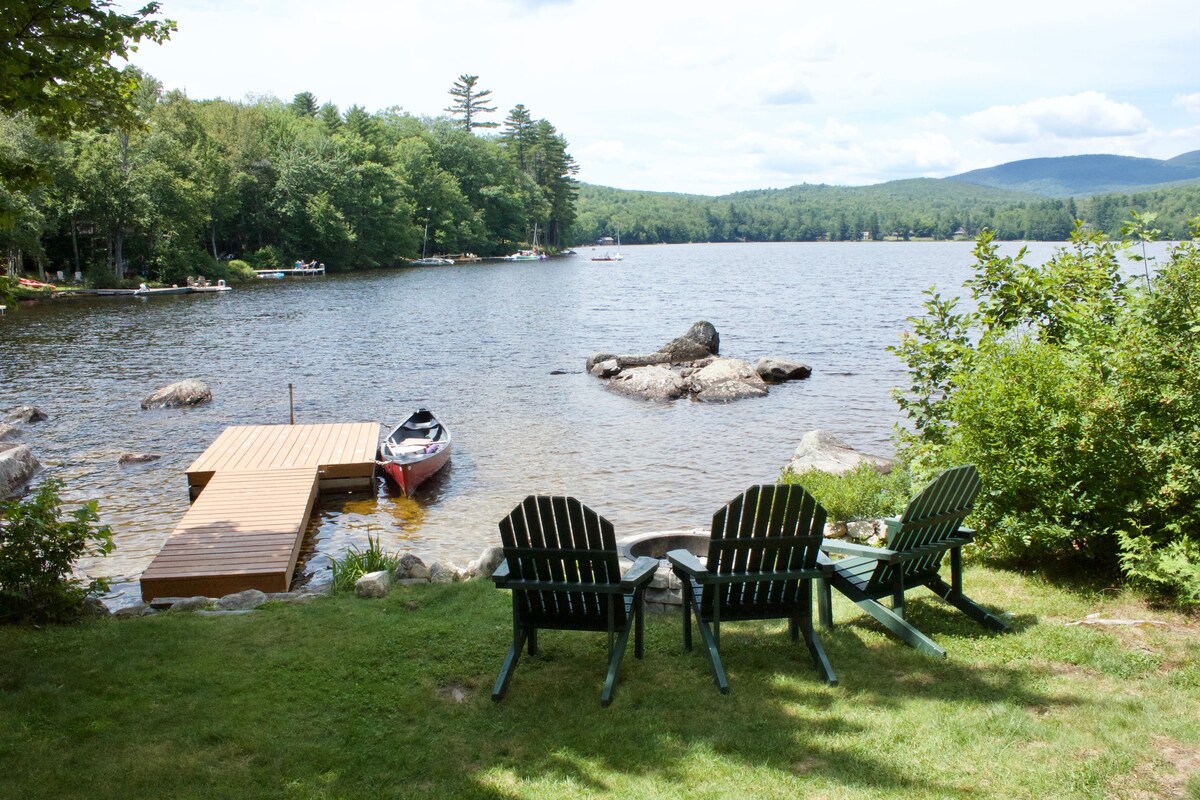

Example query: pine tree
[444,75,498,132]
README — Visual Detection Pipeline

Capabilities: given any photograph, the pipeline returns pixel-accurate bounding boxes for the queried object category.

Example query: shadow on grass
[457,597,1073,798]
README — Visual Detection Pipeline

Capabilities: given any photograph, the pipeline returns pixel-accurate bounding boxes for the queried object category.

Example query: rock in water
[690,358,769,403]
[3,405,48,424]
[118,452,161,465]
[0,443,42,500]
[755,357,812,383]
[786,430,892,476]
[141,380,212,410]
[608,365,689,401]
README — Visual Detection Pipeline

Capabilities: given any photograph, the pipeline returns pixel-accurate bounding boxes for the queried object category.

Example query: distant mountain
[948,151,1200,198]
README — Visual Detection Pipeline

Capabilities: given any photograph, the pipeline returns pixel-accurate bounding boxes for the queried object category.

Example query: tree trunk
[211,220,218,260]
[115,225,125,280]
[70,214,81,277]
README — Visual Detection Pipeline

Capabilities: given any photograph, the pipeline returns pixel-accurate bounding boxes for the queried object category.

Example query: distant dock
[140,422,379,601]
[255,265,326,277]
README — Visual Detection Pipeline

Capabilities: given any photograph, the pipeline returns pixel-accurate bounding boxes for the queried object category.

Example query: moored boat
[377,408,452,496]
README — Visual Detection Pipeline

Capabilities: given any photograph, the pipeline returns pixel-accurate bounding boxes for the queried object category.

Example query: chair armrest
[621,556,659,591]
[491,559,510,586]
[821,540,900,562]
[667,548,707,578]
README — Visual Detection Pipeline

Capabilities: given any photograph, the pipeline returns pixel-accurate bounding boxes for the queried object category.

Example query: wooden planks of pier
[140,423,379,602]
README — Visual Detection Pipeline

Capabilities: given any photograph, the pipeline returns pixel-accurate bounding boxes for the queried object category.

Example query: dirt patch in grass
[1111,736,1200,799]
[436,683,477,704]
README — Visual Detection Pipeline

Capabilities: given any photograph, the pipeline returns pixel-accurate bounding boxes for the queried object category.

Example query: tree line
[1,69,578,284]
[574,179,1200,245]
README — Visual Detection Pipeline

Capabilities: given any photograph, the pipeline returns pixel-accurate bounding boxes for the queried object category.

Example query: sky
[123,0,1200,196]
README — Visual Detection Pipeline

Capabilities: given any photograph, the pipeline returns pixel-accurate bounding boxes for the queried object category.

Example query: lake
[0,240,1100,604]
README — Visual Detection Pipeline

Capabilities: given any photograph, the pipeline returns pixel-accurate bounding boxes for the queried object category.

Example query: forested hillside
[573,178,1200,244]
[1,71,577,284]
[949,151,1200,197]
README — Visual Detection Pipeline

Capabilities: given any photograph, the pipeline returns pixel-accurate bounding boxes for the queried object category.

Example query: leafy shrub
[223,259,257,283]
[329,534,400,593]
[781,462,910,523]
[0,276,13,304]
[247,245,285,270]
[894,219,1200,604]
[0,479,114,624]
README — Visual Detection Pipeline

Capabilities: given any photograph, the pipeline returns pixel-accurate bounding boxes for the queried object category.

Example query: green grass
[2,568,1199,799]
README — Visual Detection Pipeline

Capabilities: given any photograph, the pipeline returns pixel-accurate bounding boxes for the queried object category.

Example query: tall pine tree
[444,74,498,132]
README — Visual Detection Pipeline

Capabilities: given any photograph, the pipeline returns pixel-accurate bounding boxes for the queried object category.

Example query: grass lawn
[2,566,1198,799]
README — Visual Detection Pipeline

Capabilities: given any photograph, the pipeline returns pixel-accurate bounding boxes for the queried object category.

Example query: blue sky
[125,0,1200,195]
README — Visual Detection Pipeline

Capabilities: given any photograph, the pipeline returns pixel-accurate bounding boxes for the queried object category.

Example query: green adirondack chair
[667,484,837,694]
[818,464,1010,658]
[491,495,658,706]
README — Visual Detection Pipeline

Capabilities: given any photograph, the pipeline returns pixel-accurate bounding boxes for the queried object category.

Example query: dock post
[289,383,294,424]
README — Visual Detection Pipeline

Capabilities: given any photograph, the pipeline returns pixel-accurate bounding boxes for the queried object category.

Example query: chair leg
[601,619,635,707]
[852,597,946,658]
[693,615,730,694]
[527,628,538,656]
[634,591,646,659]
[681,578,694,652]
[492,627,529,702]
[818,576,833,629]
[926,576,1010,632]
[801,584,837,686]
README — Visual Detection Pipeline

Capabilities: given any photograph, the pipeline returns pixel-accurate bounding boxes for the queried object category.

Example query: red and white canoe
[377,409,452,497]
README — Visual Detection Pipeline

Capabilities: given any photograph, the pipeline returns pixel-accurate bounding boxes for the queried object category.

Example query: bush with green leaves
[0,479,114,624]
[222,259,258,283]
[329,533,401,593]
[780,462,911,523]
[893,219,1200,604]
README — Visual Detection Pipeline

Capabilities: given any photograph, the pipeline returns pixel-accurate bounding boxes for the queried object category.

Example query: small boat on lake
[134,283,191,296]
[408,257,455,266]
[591,223,624,262]
[378,408,452,496]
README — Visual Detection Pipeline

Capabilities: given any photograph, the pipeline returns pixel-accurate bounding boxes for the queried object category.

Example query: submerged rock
[0,423,18,441]
[141,379,212,410]
[786,430,892,476]
[3,405,48,424]
[118,452,161,465]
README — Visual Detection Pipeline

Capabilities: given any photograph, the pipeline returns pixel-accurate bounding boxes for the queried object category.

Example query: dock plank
[147,422,381,600]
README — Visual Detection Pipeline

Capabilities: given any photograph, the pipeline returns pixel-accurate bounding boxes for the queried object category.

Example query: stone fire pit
[617,530,710,614]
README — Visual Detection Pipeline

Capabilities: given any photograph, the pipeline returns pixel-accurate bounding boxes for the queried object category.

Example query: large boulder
[786,430,892,476]
[0,443,42,500]
[607,365,689,401]
[4,405,48,424]
[690,358,769,403]
[755,357,812,383]
[141,380,212,410]
[394,553,431,580]
[355,570,392,598]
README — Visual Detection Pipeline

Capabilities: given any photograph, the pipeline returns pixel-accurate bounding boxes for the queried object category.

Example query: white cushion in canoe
[400,437,431,446]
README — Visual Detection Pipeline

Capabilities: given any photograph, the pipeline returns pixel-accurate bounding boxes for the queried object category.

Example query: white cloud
[1173,93,1200,113]
[125,0,1200,194]
[963,91,1149,143]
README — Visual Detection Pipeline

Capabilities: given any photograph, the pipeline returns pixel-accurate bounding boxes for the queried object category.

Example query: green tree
[444,74,498,132]
[0,1,174,139]
[290,91,318,118]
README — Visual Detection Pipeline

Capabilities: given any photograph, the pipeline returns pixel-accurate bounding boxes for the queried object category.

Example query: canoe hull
[378,409,452,497]
[380,443,452,496]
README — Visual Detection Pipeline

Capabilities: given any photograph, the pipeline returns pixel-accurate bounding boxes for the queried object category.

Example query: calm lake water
[0,240,1105,604]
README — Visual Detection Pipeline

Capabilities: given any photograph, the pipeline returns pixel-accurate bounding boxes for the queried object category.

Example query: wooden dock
[140,423,379,601]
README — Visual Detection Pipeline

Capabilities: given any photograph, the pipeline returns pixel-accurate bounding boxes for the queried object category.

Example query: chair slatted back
[869,465,982,592]
[498,495,625,629]
[703,484,826,617]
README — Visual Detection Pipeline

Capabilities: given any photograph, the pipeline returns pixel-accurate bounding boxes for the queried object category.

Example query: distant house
[596,236,615,245]
[952,226,970,240]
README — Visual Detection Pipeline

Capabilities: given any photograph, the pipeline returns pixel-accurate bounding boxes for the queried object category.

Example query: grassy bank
[2,568,1198,799]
